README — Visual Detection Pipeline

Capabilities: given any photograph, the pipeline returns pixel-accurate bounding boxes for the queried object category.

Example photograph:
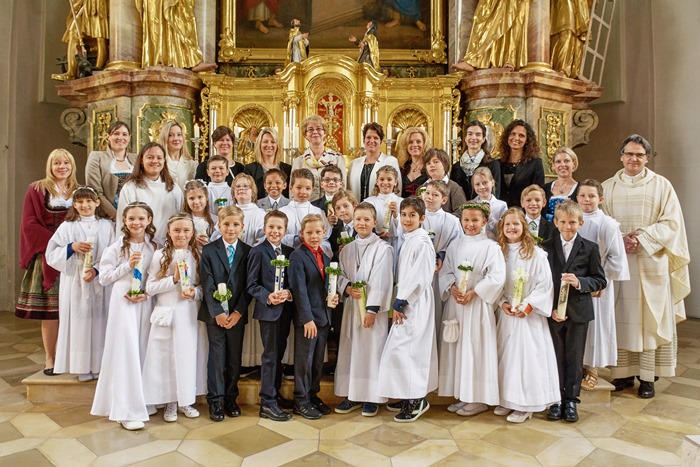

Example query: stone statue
[135,0,216,72]
[52,0,109,81]
[451,0,529,73]
[286,19,309,65]
[349,21,380,71]
[550,0,591,78]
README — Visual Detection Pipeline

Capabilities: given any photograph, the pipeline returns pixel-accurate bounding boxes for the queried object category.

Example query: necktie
[272,200,278,210]
[529,221,537,232]
[274,247,282,257]
[227,244,235,267]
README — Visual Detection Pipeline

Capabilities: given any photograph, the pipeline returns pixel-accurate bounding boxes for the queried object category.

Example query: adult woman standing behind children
[498,120,544,207]
[16,149,78,376]
[160,121,197,191]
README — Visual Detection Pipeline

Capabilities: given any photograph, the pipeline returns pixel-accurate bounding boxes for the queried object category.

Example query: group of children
[46,146,627,430]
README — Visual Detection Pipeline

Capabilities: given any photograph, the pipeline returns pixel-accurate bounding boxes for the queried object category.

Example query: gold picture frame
[218,0,446,65]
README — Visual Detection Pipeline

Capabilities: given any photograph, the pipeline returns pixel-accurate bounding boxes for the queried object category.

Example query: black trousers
[206,321,245,403]
[548,318,589,403]
[258,313,293,406]
[293,323,330,405]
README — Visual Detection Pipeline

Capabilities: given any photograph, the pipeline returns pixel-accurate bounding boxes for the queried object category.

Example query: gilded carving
[218,28,253,63]
[467,106,515,158]
[539,107,568,174]
[136,104,193,153]
[390,107,430,133]
[91,105,117,152]
[413,30,448,64]
[307,76,353,154]
[229,105,273,164]
[199,86,211,159]
[451,89,462,128]
[95,112,113,150]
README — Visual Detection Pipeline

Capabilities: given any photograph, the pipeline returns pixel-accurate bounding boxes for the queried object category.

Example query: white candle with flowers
[382,202,392,231]
[457,260,473,293]
[511,266,527,309]
[214,282,231,315]
[83,235,96,279]
[175,250,192,294]
[325,262,341,308]
[351,280,367,320]
[270,254,290,293]
[129,259,144,297]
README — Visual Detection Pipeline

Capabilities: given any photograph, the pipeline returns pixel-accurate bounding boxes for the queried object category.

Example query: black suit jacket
[195,159,245,185]
[538,216,557,242]
[246,241,295,321]
[500,158,545,207]
[199,238,253,324]
[244,161,292,199]
[450,158,501,200]
[542,235,607,324]
[288,245,331,327]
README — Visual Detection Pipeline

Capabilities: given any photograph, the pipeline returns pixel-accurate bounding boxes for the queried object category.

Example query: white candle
[382,201,392,231]
[452,126,459,140]
[557,281,570,319]
[458,260,471,293]
[293,124,299,148]
[83,235,96,271]
[284,124,290,148]
[131,259,143,292]
[217,282,229,315]
[234,125,243,138]
[340,231,350,239]
[327,261,339,308]
[274,254,285,293]
[272,125,279,135]
[194,123,200,138]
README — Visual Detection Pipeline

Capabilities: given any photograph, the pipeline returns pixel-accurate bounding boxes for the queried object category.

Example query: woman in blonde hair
[396,126,430,198]
[159,121,197,190]
[16,149,79,376]
[244,127,292,199]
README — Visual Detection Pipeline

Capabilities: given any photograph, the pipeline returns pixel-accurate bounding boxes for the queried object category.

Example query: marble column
[448,0,479,66]
[106,0,142,69]
[195,0,217,64]
[523,0,552,71]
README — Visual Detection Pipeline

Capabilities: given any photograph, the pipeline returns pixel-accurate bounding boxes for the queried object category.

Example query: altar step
[23,371,614,405]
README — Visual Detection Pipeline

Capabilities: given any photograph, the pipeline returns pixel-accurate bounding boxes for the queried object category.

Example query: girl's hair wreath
[458,201,491,218]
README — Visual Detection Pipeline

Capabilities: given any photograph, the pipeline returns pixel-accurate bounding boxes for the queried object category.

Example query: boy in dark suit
[257,168,290,211]
[199,205,253,421]
[521,184,557,243]
[542,200,606,423]
[311,165,344,215]
[247,210,294,421]
[288,213,338,419]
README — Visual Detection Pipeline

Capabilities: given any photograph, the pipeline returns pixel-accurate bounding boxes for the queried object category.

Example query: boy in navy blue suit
[199,205,252,421]
[247,210,295,421]
[521,184,557,243]
[542,201,606,423]
[288,213,339,419]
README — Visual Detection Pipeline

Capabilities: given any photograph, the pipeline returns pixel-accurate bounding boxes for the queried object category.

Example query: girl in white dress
[142,213,203,422]
[91,202,157,431]
[46,186,114,381]
[438,202,506,416]
[495,208,559,423]
[334,202,394,416]
[363,165,402,247]
[116,142,183,246]
[471,167,507,239]
[183,179,220,248]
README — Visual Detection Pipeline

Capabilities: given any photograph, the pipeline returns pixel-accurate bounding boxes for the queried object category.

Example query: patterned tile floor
[1,311,700,466]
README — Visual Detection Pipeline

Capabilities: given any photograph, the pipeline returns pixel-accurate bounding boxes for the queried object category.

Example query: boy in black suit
[311,165,344,216]
[247,210,294,421]
[542,200,606,423]
[521,184,557,243]
[288,213,338,419]
[199,205,253,421]
[257,168,290,211]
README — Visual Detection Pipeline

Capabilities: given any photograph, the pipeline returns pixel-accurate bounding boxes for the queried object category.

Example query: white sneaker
[119,420,145,431]
[78,372,94,382]
[456,403,488,417]
[506,410,532,423]
[178,405,200,418]
[447,401,467,413]
[494,406,511,416]
[147,405,157,415]
[164,402,177,422]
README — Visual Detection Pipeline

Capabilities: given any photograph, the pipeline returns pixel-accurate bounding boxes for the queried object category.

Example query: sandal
[581,371,598,391]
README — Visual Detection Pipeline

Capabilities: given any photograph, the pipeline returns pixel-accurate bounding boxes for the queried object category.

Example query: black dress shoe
[546,403,563,421]
[275,395,294,410]
[612,376,635,392]
[563,401,578,422]
[209,401,224,422]
[260,404,292,422]
[310,396,331,415]
[638,380,655,398]
[294,402,322,420]
[224,399,241,417]
[43,368,56,376]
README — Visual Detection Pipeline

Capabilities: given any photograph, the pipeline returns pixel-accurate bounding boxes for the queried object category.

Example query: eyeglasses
[321,177,341,184]
[306,127,325,134]
[622,152,647,159]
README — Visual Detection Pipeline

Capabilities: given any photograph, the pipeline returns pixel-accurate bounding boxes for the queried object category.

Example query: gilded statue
[550,0,591,78]
[52,0,109,81]
[348,21,380,71]
[286,19,309,65]
[451,0,529,73]
[135,0,216,72]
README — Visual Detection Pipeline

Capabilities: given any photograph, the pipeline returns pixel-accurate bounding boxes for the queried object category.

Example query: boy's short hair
[578,178,604,198]
[425,179,449,198]
[300,213,325,232]
[400,196,426,217]
[264,210,288,228]
[354,202,377,220]
[320,165,343,179]
[232,173,258,202]
[218,205,245,222]
[332,189,358,208]
[207,154,229,168]
[422,148,451,173]
[554,200,583,222]
[520,184,546,202]
[263,167,288,183]
[290,168,315,187]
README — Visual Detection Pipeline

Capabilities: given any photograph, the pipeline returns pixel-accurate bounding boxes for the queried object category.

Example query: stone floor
[1,311,699,466]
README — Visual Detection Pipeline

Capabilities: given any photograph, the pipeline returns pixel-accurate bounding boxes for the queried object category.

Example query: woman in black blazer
[498,119,545,207]
[195,126,245,184]
[243,128,292,199]
[450,120,501,200]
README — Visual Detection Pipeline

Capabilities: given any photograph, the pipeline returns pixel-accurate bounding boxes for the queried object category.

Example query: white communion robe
[579,209,630,368]
[335,233,394,403]
[142,249,204,406]
[437,233,505,405]
[496,243,560,412]
[378,228,438,399]
[116,179,183,246]
[364,192,403,245]
[46,216,115,375]
[91,237,155,422]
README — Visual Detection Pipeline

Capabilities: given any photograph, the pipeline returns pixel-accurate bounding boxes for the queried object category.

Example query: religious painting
[220,0,446,64]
